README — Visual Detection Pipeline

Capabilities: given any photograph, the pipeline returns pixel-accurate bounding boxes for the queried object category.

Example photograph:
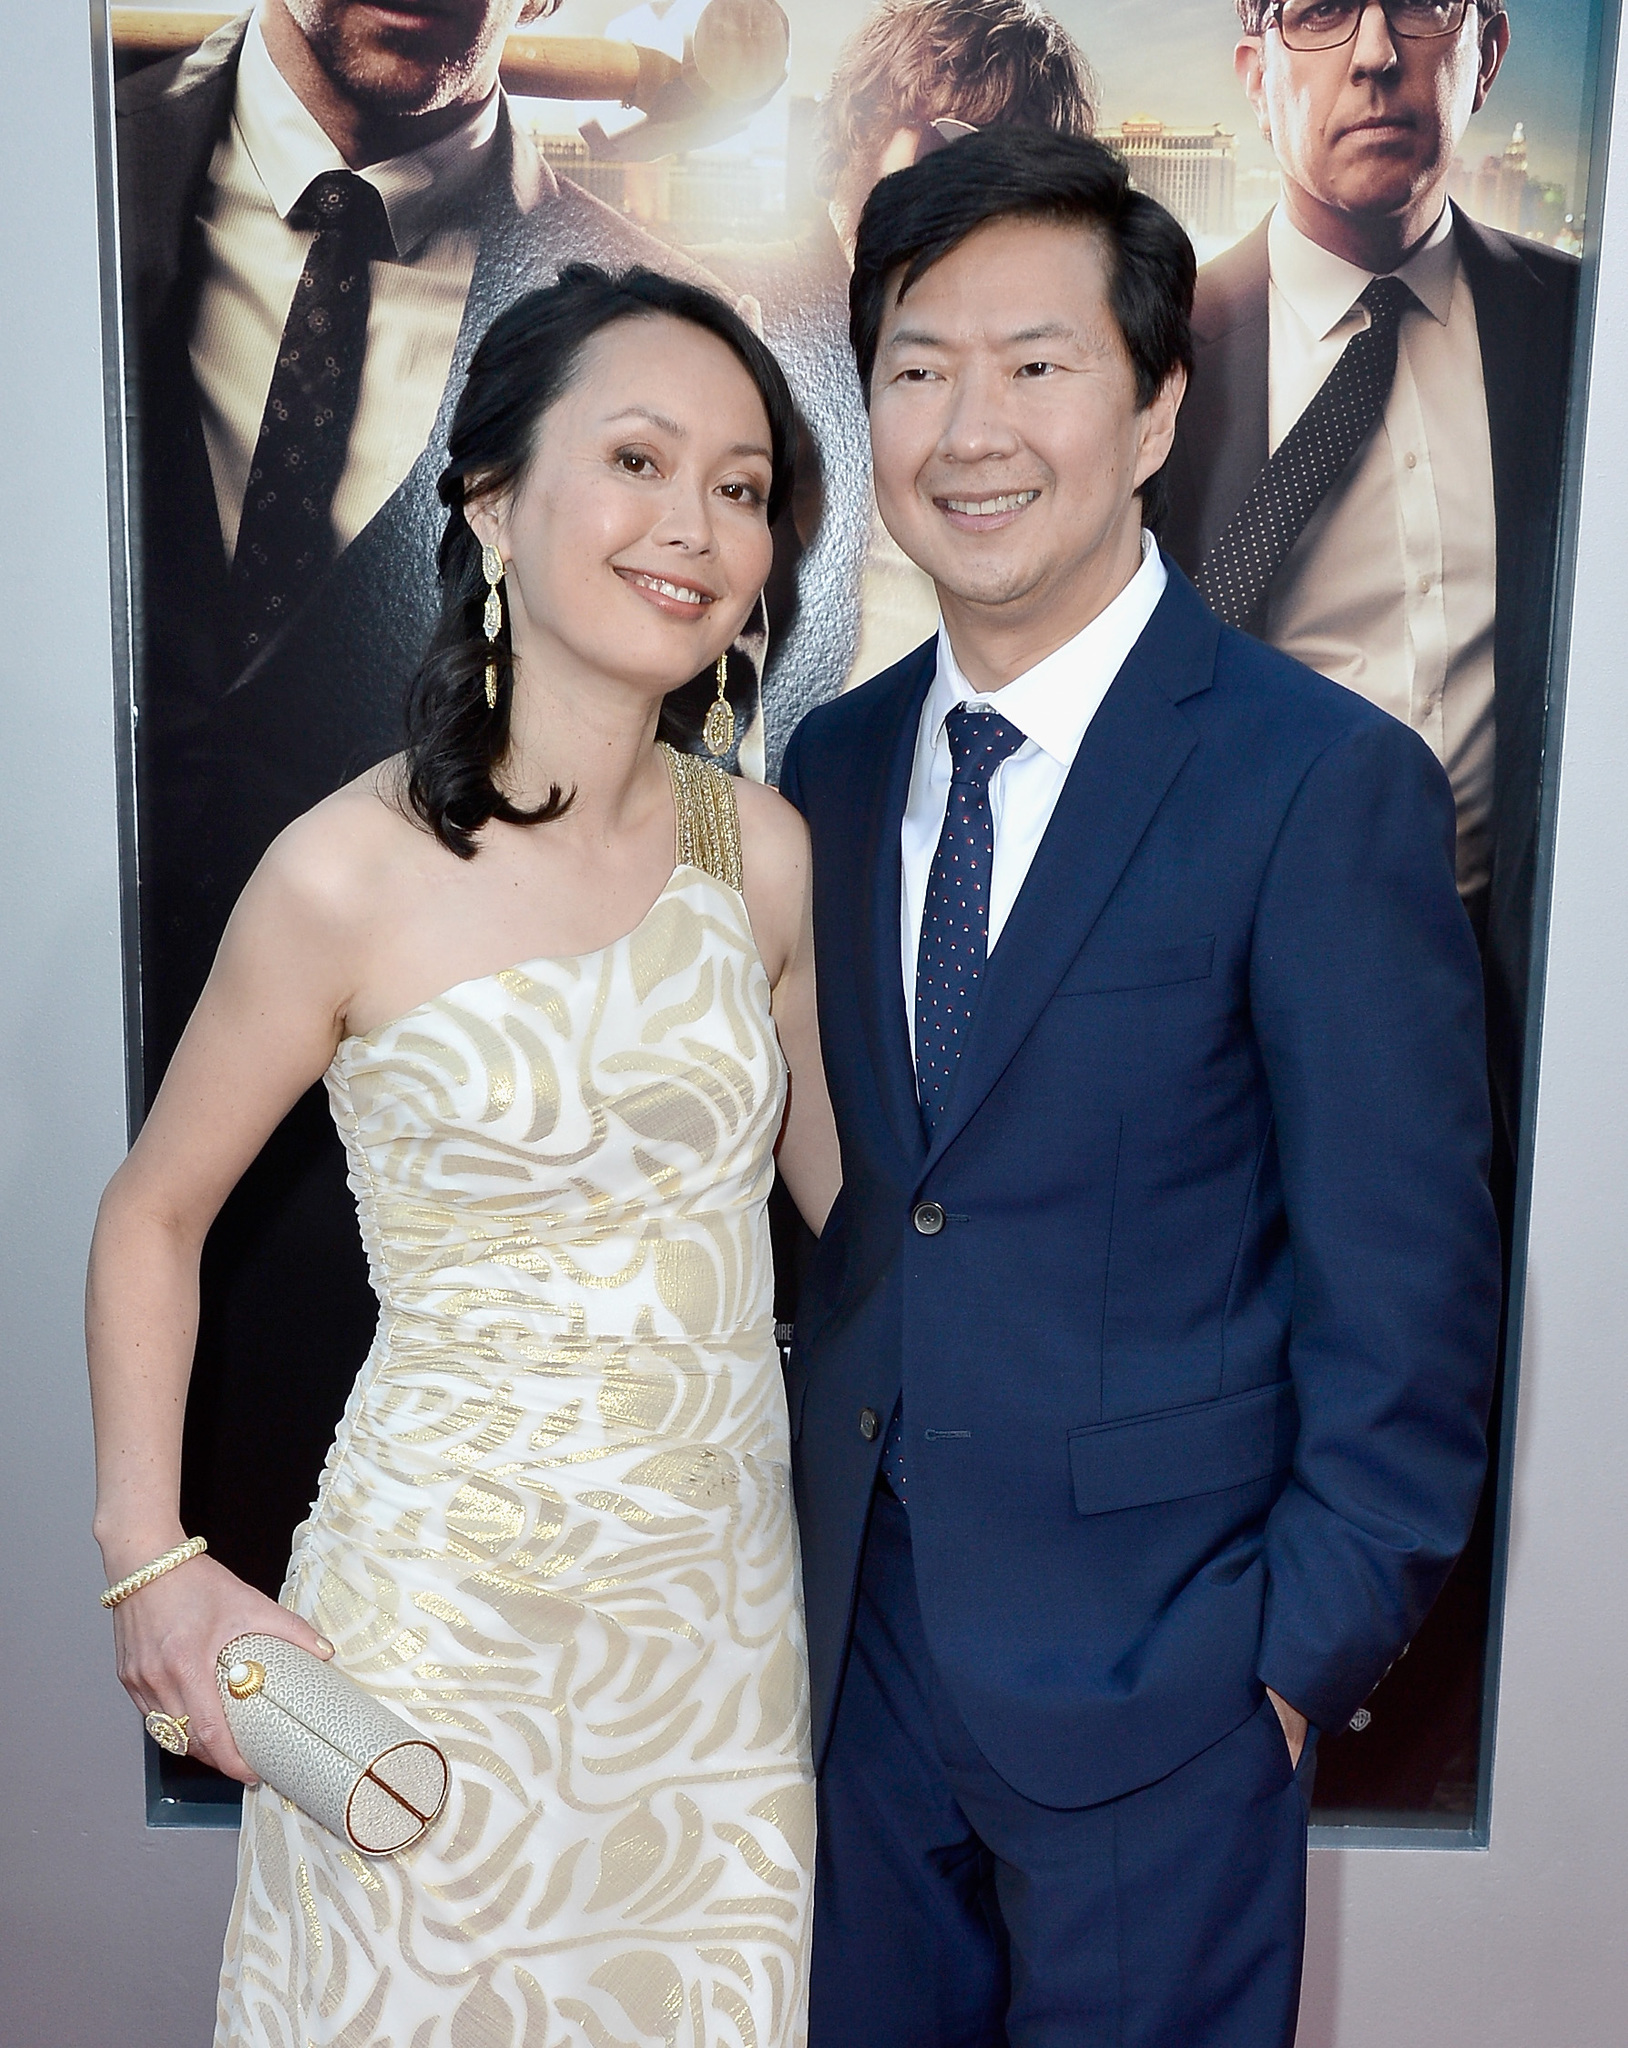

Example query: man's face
[1238,3,1508,227]
[867,217,1182,630]
[281,0,549,116]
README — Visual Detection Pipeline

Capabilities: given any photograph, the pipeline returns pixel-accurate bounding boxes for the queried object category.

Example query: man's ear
[1235,38,1272,143]
[1133,364,1189,492]
[1472,8,1511,113]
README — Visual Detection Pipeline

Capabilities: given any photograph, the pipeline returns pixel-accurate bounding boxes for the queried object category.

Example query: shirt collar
[928,530,1168,768]
[1267,198,1460,339]
[234,9,500,257]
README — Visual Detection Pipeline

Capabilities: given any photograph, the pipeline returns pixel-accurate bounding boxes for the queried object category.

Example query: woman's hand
[111,1553,333,1783]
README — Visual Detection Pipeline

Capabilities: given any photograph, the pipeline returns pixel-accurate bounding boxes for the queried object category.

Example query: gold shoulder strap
[660,742,743,894]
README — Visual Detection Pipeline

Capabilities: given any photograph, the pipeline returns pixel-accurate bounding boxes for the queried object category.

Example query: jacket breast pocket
[1068,1378,1298,1517]
[1055,936,1216,996]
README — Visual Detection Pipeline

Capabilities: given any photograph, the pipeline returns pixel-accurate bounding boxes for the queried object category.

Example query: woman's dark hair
[403,263,796,857]
[849,128,1195,527]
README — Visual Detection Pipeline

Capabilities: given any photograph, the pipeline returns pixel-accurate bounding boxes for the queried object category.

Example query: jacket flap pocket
[1057,936,1215,995]
[1068,1378,1297,1517]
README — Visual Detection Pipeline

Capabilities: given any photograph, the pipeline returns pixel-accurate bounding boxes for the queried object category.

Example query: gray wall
[3,6,1627,2044]
[0,9,238,2045]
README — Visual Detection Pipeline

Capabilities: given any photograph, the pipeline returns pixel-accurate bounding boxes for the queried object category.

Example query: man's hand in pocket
[1267,1687,1309,1769]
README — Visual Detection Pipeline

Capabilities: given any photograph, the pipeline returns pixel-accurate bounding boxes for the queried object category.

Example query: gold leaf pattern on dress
[654,1239,719,1337]
[589,1952,686,2043]
[216,867,809,2048]
[714,1982,761,2048]
[587,1805,669,1912]
[449,1979,518,2048]
[629,898,704,1003]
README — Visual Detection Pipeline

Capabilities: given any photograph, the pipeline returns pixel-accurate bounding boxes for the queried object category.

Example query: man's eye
[897,366,938,383]
[1016,360,1056,379]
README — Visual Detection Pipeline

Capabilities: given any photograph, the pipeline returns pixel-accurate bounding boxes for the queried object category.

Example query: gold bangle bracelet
[100,1535,208,1610]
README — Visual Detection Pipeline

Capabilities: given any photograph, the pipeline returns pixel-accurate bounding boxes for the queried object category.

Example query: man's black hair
[849,128,1195,526]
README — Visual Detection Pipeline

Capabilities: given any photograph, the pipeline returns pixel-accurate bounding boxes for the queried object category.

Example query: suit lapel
[922,571,1217,1171]
[858,646,936,1171]
[1165,219,1270,570]
[118,17,244,337]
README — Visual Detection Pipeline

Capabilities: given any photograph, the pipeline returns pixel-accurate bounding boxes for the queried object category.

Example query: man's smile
[934,488,1042,531]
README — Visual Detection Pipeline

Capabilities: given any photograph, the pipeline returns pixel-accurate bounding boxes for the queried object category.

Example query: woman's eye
[616,449,657,476]
[718,480,766,506]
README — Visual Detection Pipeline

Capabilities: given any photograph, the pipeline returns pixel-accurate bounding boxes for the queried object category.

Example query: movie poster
[103,0,1605,1823]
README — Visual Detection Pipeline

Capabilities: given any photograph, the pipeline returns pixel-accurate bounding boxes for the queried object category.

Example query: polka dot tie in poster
[1196,275,1418,632]
[228,170,393,665]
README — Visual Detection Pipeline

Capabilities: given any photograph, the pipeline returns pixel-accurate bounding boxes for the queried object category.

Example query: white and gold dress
[216,751,813,2048]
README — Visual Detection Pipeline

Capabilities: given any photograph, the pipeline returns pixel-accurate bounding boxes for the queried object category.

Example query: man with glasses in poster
[1166,1,1575,1176]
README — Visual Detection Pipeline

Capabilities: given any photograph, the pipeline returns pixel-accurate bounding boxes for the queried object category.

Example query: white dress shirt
[900,532,1168,1056]
[1263,202,1497,904]
[190,11,499,562]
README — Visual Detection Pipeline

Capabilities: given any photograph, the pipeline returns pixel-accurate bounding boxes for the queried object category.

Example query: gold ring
[144,1710,191,1757]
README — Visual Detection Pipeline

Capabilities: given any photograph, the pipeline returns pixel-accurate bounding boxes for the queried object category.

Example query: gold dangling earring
[703,650,734,758]
[481,542,505,709]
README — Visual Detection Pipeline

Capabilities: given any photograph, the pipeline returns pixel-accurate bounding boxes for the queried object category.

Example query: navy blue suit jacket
[779,565,1502,1809]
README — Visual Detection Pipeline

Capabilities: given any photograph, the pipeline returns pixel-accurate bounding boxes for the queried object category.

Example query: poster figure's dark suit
[779,567,1501,2043]
[1165,209,1576,1819]
[115,17,747,1601]
[1165,210,1578,1153]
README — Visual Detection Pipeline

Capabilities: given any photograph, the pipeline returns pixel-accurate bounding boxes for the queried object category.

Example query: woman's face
[477,314,777,699]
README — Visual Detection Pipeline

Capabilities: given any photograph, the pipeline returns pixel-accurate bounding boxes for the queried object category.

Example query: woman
[87,265,839,2047]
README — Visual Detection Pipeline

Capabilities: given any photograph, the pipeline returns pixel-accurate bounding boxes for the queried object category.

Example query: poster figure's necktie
[881,702,1026,1504]
[1196,275,1419,632]
[229,170,393,665]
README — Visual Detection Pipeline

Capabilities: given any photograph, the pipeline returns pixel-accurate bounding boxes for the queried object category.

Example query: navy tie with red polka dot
[882,701,1024,1504]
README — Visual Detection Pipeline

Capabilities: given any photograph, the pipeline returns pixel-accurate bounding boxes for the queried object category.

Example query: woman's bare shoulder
[733,774,810,879]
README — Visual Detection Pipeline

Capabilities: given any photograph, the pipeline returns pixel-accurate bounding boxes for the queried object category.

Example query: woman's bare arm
[87,807,372,1777]
[738,782,841,1236]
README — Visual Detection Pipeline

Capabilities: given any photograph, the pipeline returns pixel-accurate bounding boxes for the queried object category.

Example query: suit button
[859,1407,880,1441]
[912,1201,945,1236]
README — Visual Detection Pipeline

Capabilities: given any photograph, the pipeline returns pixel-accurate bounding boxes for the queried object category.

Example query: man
[780,128,1500,2044]
[115,0,738,1601]
[702,0,1098,773]
[1164,0,1577,1151]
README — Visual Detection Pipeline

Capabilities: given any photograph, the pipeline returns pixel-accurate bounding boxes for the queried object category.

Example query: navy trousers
[809,1491,1316,2047]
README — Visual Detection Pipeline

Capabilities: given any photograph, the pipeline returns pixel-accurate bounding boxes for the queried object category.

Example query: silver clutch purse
[215,1633,450,1855]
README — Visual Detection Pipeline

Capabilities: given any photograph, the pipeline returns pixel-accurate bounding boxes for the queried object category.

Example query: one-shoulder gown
[216,752,814,2048]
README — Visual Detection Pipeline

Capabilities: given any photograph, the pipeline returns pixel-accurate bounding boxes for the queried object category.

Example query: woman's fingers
[109,1555,334,1781]
[243,1605,335,1661]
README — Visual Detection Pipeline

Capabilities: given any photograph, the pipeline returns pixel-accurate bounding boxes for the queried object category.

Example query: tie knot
[1359,274,1417,329]
[288,170,393,255]
[945,704,1025,788]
